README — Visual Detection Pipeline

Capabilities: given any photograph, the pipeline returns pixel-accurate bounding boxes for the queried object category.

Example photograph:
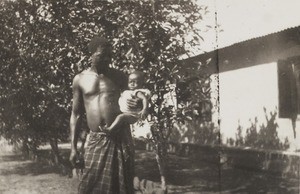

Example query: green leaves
[0,0,211,152]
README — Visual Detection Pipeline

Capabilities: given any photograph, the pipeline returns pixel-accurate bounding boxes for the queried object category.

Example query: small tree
[105,1,211,188]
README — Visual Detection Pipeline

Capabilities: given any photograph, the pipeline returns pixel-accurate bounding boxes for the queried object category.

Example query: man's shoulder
[72,70,96,85]
[80,69,98,76]
[75,69,97,78]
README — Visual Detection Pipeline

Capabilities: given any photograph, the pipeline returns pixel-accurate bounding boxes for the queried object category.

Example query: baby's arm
[136,91,149,119]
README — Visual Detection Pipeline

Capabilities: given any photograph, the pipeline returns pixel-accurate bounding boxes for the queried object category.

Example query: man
[69,37,137,194]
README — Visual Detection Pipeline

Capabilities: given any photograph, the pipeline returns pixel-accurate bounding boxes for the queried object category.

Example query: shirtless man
[69,37,136,194]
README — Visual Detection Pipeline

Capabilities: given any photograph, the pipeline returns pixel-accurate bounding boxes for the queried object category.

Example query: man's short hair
[88,36,110,54]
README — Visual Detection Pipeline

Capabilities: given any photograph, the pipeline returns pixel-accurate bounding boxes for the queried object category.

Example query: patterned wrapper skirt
[78,130,134,194]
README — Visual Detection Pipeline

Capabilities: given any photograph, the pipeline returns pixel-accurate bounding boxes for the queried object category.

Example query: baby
[104,70,151,132]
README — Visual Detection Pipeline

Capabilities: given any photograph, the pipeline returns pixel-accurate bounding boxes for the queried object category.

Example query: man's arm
[136,91,149,119]
[69,74,84,166]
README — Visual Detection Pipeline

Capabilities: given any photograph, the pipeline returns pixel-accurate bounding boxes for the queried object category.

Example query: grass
[0,141,299,193]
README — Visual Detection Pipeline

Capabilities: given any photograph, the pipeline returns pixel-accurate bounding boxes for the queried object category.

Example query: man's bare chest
[80,75,120,97]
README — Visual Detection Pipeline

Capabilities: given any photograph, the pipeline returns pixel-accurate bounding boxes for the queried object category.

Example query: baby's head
[128,71,145,90]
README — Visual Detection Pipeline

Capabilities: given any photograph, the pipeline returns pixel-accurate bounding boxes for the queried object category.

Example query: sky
[197,0,300,52]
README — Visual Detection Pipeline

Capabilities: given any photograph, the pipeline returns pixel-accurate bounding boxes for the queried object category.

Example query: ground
[0,143,299,194]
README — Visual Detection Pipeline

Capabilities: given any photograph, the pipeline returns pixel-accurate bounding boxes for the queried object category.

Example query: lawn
[0,142,299,193]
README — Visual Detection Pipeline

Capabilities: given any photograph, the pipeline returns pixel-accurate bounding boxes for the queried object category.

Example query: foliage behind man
[0,0,213,181]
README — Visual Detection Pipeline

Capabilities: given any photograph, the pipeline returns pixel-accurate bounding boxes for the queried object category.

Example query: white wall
[216,62,295,146]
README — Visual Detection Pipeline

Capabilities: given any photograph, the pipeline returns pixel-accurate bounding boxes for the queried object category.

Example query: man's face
[91,45,112,70]
[128,74,142,90]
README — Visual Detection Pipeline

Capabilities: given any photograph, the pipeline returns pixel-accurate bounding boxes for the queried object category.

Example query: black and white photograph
[0,0,300,193]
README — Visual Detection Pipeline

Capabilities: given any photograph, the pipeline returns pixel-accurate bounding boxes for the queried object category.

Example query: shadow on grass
[134,150,299,193]
[0,149,72,177]
[0,154,27,162]
[221,168,299,193]
[0,160,62,176]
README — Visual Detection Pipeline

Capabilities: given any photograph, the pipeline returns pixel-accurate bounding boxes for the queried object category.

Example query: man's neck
[90,65,109,75]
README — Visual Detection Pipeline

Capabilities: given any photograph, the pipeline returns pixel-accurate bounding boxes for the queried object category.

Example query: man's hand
[127,97,142,109]
[139,109,148,120]
[70,149,84,178]
[69,149,78,167]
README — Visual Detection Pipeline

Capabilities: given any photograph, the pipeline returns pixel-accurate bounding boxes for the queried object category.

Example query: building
[183,25,300,150]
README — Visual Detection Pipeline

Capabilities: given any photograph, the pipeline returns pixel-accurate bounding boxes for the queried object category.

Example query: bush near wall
[227,109,290,151]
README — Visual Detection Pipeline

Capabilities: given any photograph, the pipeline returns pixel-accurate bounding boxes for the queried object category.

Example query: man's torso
[78,68,126,131]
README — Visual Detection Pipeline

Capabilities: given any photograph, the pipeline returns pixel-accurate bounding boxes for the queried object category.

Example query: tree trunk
[49,137,72,177]
[20,139,38,161]
[155,141,167,191]
[49,138,61,164]
[151,125,168,192]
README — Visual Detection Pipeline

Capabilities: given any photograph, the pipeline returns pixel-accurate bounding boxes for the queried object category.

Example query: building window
[278,57,300,118]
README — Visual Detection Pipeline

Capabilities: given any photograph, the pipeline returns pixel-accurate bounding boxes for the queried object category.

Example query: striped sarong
[78,129,134,194]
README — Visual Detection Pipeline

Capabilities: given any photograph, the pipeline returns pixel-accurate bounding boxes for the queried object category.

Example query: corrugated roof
[185,25,300,61]
[216,25,300,51]
[181,25,300,73]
